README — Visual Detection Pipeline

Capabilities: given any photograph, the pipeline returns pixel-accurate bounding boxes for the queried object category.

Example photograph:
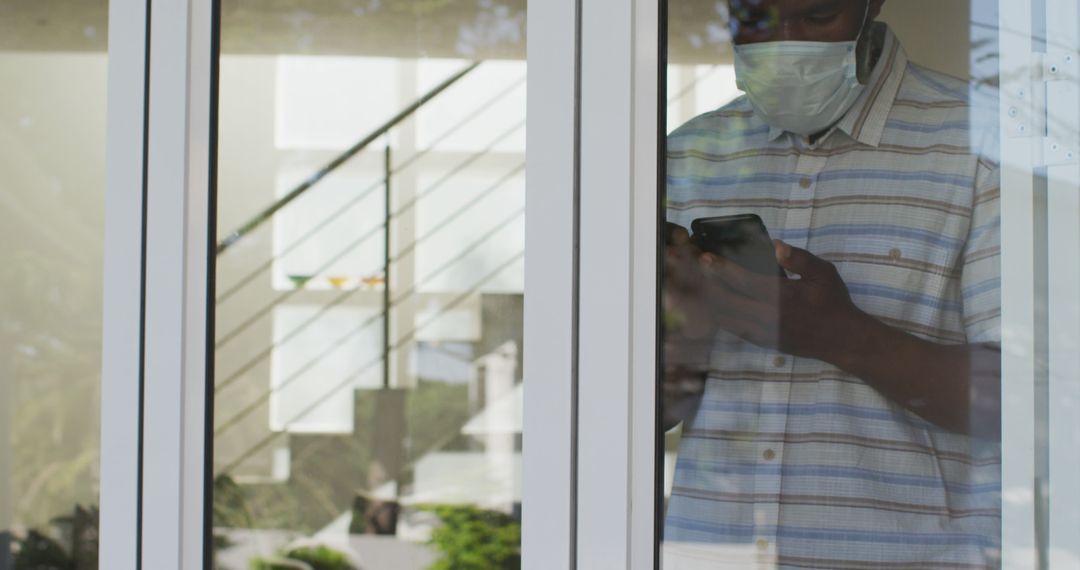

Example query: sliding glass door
[210,4,529,568]
[89,1,1080,568]
[644,0,1080,568]
[94,0,577,568]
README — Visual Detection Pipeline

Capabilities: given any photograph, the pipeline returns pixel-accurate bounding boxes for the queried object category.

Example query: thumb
[774,240,832,279]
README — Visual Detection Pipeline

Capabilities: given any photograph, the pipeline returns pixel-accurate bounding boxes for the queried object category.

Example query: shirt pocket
[810,196,970,343]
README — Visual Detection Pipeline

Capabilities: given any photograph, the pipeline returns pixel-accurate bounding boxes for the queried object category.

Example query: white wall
[0,51,108,529]
[212,55,528,477]
[881,0,974,79]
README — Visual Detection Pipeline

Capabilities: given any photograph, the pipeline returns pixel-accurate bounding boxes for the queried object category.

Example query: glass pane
[0,3,109,566]
[661,1,1011,567]
[212,3,526,569]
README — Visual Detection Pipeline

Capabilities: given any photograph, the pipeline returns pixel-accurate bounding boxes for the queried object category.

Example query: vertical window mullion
[100,0,151,567]
[140,0,214,567]
[576,0,660,568]
[522,0,579,568]
[1044,0,1080,561]
[999,0,1040,566]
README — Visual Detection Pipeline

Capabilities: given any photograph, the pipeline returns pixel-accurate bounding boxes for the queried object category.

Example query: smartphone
[690,214,786,278]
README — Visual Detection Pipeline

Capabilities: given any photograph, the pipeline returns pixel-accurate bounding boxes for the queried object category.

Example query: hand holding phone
[690,214,786,278]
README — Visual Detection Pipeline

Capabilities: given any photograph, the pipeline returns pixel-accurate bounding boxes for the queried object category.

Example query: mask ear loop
[855,0,875,84]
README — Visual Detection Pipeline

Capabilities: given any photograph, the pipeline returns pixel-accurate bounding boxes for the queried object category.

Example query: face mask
[733,5,871,136]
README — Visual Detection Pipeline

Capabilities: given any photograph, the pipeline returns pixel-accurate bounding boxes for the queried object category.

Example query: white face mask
[733,7,870,136]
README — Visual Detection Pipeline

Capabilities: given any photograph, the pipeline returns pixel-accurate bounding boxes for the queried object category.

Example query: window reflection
[0,12,109,567]
[212,3,525,569]
[662,1,1002,567]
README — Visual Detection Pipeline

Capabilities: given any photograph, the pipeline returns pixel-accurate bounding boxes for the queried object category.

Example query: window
[0,9,110,567]
[211,3,528,568]
[659,1,1080,567]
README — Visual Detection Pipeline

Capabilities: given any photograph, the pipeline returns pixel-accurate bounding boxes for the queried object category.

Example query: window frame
[574,0,662,567]
[99,0,1080,567]
[100,0,216,567]
[99,0,585,568]
[521,0,579,568]
[137,0,217,566]
[643,0,1080,568]
[99,0,151,567]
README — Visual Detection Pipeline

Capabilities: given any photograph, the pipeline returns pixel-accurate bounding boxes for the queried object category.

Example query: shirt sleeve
[960,158,1001,344]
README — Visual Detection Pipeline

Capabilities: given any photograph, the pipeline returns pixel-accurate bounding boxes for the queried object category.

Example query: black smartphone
[690,214,786,278]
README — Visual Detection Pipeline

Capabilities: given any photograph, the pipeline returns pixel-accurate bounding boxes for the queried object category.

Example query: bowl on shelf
[286,274,313,288]
[327,276,351,289]
[361,275,386,288]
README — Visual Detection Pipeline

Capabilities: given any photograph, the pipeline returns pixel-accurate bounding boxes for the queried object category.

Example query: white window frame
[1002,0,1080,567]
[101,0,216,567]
[99,0,1080,567]
[998,2,1039,567]
[575,0,661,568]
[99,0,150,567]
[1043,0,1080,566]
[1001,0,1080,567]
[579,0,1080,568]
[99,0,586,568]
[139,0,216,566]
[522,0,578,568]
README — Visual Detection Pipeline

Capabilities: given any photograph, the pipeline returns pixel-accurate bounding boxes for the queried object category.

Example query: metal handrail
[213,62,530,475]
[214,201,524,430]
[218,250,525,475]
[213,120,525,350]
[215,61,481,255]
[214,161,525,394]
[214,75,526,304]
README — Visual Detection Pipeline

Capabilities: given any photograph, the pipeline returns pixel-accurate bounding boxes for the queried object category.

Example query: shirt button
[763,448,776,461]
[756,538,769,551]
[889,247,903,261]
[772,356,787,368]
[799,177,813,189]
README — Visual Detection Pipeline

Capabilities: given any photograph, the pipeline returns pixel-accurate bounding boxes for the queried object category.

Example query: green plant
[213,475,253,528]
[13,530,72,570]
[10,504,99,570]
[250,545,355,570]
[422,505,520,570]
[248,560,310,570]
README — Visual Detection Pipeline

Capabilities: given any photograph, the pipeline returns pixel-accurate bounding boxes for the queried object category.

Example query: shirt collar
[766,23,908,147]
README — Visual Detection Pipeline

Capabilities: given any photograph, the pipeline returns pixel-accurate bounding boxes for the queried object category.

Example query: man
[663,0,1001,568]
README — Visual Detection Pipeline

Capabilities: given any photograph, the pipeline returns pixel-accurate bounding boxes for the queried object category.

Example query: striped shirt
[664,24,1001,569]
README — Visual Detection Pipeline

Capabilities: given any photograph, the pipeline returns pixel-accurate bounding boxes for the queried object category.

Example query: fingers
[665,237,784,348]
[713,298,778,347]
[666,222,691,245]
[665,230,706,293]
[702,254,781,302]
[774,240,837,281]
[665,246,703,293]
[665,259,778,338]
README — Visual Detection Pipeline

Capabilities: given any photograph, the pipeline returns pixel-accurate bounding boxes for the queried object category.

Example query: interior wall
[4,0,982,73]
[0,51,107,528]
[880,0,974,79]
